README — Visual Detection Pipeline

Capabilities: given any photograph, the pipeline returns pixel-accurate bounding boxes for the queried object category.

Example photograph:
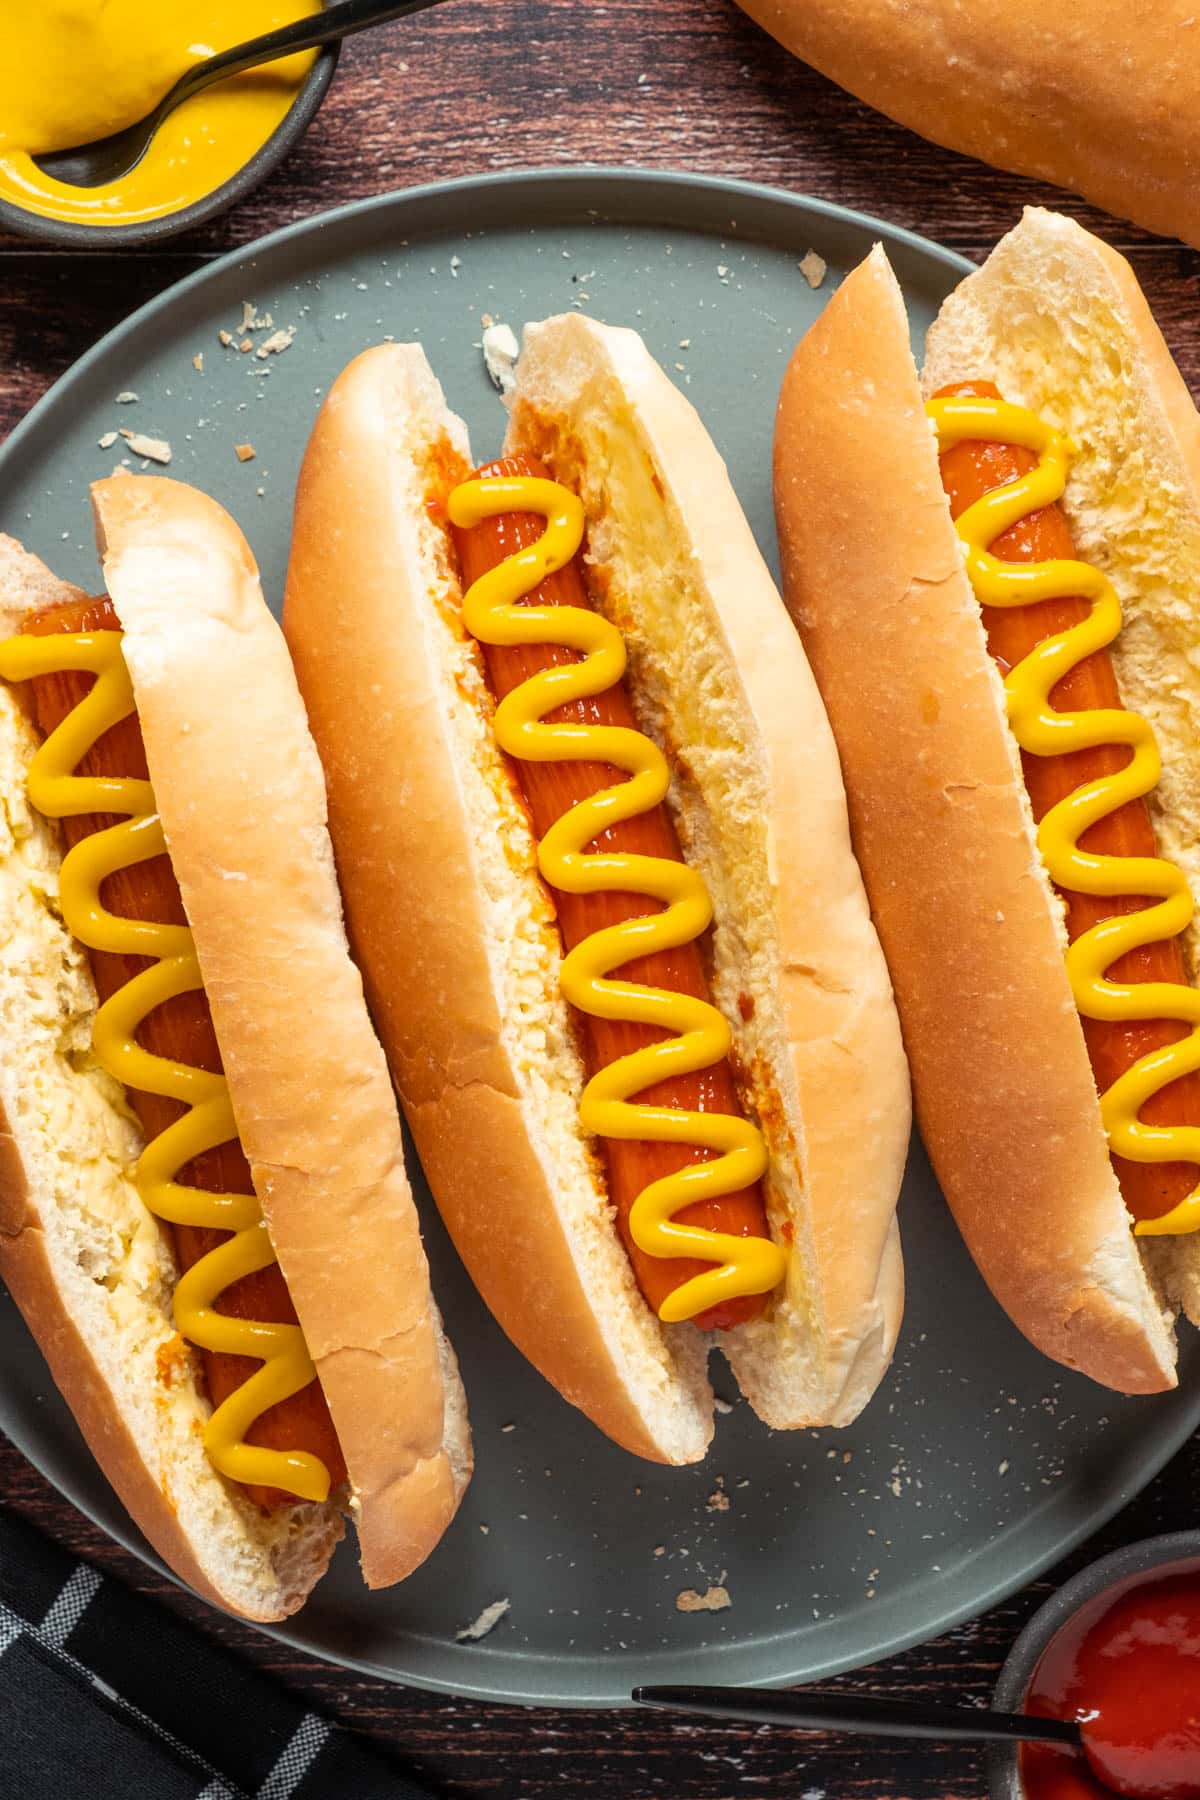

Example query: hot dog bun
[773,206,1200,1393]
[0,481,469,1619]
[283,318,910,1461]
[736,0,1200,250]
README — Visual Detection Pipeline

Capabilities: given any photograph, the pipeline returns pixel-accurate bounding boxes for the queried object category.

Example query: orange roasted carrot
[26,594,345,1509]
[936,379,1200,1225]
[450,457,775,1330]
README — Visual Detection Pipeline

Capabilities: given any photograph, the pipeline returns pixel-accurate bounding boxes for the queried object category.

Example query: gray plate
[1,168,1198,1708]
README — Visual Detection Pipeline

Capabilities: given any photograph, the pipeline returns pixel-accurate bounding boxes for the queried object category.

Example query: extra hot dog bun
[773,206,1200,1393]
[283,317,910,1462]
[0,480,469,1619]
[736,0,1200,249]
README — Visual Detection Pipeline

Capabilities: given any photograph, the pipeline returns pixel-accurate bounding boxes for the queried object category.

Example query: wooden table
[3,4,1199,1795]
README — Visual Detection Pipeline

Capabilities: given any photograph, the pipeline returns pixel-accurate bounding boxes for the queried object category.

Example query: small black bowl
[0,33,339,249]
[988,1532,1200,1798]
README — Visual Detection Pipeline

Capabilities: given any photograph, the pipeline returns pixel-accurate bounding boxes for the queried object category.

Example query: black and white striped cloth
[1,1507,435,1799]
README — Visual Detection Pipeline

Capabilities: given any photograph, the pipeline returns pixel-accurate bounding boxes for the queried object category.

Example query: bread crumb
[115,391,138,404]
[712,1397,733,1415]
[456,1598,510,1642]
[500,1421,516,1433]
[706,1479,730,1513]
[154,1332,189,1390]
[97,431,118,449]
[653,1545,665,1557]
[239,338,253,354]
[118,429,171,464]
[799,249,828,289]
[482,320,519,394]
[238,301,273,334]
[192,352,204,373]
[218,329,234,348]
[256,326,296,360]
[234,443,256,462]
[676,1585,731,1613]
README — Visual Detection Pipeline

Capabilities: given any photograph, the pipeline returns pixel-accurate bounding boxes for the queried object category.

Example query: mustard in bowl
[0,0,337,245]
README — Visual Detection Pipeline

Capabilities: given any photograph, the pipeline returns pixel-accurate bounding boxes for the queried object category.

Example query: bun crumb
[799,250,828,289]
[676,1585,731,1613]
[456,1597,511,1641]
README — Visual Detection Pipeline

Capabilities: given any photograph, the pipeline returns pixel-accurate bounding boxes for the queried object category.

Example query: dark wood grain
[3,4,1199,1796]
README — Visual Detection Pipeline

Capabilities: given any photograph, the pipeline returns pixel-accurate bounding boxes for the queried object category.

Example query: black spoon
[633,1684,1083,1751]
[35,0,453,190]
[636,1685,1200,1798]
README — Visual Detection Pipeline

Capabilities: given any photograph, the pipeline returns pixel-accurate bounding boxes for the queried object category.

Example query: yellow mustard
[0,628,328,1500]
[928,393,1200,1236]
[0,1,320,230]
[446,474,788,1321]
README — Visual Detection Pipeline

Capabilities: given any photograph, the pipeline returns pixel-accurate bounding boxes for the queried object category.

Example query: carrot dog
[284,315,911,1462]
[774,207,1200,1392]
[449,455,774,1334]
[25,593,347,1512]
[0,481,469,1618]
[935,381,1200,1231]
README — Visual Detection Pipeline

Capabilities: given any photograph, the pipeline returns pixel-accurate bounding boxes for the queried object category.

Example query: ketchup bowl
[991,1534,1200,1800]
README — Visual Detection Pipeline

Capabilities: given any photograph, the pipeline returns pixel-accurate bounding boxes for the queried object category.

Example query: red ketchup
[1020,1560,1200,1800]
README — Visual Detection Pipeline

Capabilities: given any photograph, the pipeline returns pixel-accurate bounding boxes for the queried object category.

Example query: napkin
[0,1505,436,1799]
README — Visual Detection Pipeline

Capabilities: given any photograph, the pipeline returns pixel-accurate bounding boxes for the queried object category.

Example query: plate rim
[0,164,975,483]
[2,164,1194,1710]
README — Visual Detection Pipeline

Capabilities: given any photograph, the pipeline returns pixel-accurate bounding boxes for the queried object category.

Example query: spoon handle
[633,1685,1084,1749]
[166,0,452,112]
